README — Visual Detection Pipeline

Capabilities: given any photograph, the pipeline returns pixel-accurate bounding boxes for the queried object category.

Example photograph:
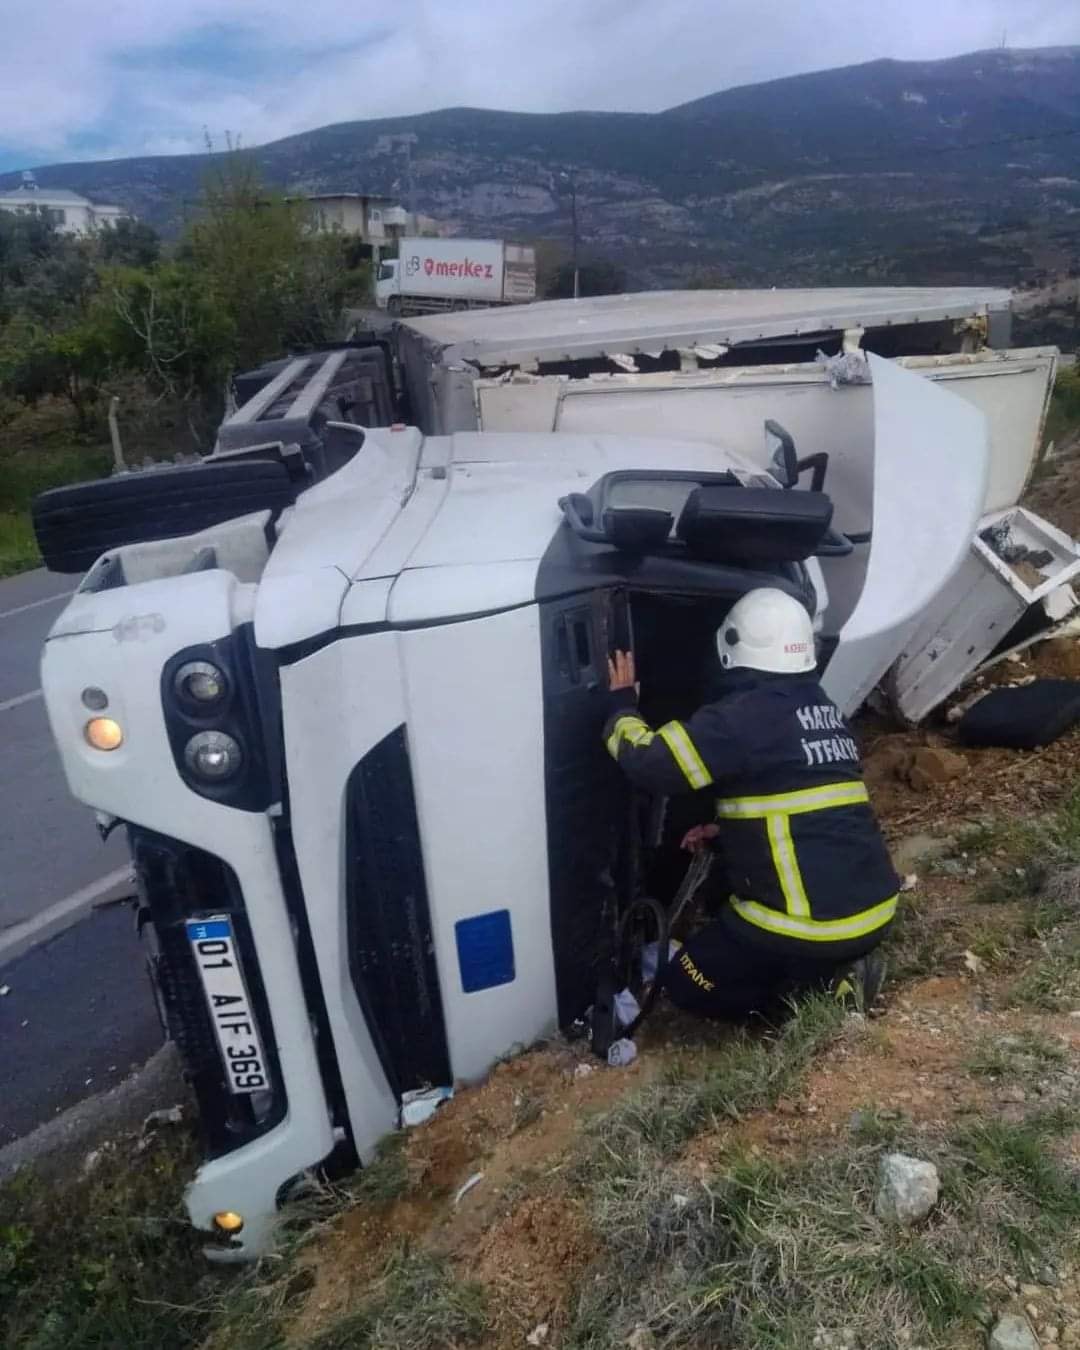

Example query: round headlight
[184,730,243,781]
[174,661,228,708]
[84,716,124,751]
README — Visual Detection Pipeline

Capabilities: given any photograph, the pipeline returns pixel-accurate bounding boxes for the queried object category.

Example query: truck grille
[129,827,286,1158]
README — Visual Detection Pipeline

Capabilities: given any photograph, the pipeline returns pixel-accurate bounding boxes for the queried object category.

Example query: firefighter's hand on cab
[608,649,638,693]
[681,823,720,852]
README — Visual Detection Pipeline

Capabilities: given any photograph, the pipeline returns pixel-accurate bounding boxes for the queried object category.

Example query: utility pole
[558,169,580,299]
[390,133,419,223]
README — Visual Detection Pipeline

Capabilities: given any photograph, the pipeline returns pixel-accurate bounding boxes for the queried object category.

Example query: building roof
[401,287,1015,365]
[0,187,94,206]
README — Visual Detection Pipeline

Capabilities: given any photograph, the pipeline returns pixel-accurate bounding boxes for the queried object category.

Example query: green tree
[95,218,161,269]
[0,313,109,432]
[98,263,233,405]
[184,151,369,370]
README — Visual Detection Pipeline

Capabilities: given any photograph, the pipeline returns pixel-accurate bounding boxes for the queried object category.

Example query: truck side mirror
[765,419,798,489]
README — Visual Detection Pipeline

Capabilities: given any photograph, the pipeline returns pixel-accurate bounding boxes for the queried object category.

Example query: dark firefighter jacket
[603,670,900,956]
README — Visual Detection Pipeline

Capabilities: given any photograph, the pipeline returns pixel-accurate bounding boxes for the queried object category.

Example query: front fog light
[184,730,243,781]
[84,717,123,751]
[213,1211,244,1234]
[174,660,227,707]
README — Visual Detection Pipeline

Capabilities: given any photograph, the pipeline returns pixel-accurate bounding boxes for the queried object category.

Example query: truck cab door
[539,588,630,1025]
[822,353,989,716]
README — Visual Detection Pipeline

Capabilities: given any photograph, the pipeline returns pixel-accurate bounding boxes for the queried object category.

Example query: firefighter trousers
[663,914,881,1018]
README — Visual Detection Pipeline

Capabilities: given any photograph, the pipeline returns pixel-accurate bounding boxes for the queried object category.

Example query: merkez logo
[420,256,495,279]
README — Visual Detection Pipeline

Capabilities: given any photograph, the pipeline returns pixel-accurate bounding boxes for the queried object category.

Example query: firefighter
[604,587,898,1016]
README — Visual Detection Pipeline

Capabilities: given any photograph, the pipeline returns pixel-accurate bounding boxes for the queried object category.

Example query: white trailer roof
[401,287,1013,366]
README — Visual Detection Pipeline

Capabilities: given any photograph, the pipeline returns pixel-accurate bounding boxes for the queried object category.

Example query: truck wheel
[387,296,402,317]
[31,459,295,574]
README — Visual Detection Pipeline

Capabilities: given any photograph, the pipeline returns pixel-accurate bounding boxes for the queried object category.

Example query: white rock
[989,1314,1041,1350]
[874,1153,940,1224]
[526,1323,550,1346]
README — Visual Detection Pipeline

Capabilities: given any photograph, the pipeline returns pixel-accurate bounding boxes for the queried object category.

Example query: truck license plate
[186,916,269,1095]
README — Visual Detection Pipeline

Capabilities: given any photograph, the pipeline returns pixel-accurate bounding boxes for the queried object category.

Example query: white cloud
[1,0,1078,167]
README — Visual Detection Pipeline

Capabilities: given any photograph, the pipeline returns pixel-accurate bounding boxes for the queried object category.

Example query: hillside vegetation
[0,158,370,574]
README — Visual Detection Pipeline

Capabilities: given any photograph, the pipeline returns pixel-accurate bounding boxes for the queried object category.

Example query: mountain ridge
[5,46,1080,288]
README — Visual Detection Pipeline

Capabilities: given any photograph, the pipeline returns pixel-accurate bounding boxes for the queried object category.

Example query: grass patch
[1044,364,1080,449]
[565,1149,979,1349]
[564,1101,1080,1350]
[0,403,113,575]
[883,891,966,981]
[304,1248,488,1350]
[965,1029,1066,1078]
[347,1131,411,1206]
[207,1244,488,1350]
[849,1107,908,1146]
[1005,930,1080,1011]
[0,510,39,576]
[581,993,845,1167]
[0,1128,208,1350]
[952,1108,1080,1237]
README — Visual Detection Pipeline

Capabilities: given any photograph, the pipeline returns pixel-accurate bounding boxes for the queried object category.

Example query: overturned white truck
[32,290,1055,1257]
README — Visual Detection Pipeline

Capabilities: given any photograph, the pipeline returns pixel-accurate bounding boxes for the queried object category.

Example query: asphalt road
[0,567,164,1143]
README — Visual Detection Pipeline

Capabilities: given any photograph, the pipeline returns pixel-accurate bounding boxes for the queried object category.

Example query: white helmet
[717,588,816,674]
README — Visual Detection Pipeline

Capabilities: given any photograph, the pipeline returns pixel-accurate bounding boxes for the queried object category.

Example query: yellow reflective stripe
[605,714,655,759]
[658,721,713,790]
[716,780,868,819]
[767,812,811,917]
[730,894,899,943]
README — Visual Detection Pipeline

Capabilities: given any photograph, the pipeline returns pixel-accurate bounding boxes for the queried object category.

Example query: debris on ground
[453,1171,484,1206]
[957,678,1080,750]
[873,1151,940,1224]
[606,1037,638,1067]
[402,1084,454,1127]
[140,1104,183,1133]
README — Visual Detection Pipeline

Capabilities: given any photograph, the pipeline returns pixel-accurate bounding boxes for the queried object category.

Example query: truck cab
[38,411,857,1258]
[374,258,400,312]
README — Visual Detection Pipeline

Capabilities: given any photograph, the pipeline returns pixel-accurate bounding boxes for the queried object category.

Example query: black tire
[32,459,295,574]
[387,296,402,316]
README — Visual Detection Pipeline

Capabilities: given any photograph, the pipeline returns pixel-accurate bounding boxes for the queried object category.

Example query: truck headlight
[174,661,228,709]
[184,730,243,781]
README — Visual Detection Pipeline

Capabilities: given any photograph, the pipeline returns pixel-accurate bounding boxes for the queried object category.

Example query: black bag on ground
[957,679,1080,750]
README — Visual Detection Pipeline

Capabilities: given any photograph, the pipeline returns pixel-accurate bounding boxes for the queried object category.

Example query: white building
[0,174,130,236]
[297,192,441,259]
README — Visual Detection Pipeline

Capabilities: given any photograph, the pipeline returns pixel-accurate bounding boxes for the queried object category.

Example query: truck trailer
[375,236,536,316]
[393,288,1063,713]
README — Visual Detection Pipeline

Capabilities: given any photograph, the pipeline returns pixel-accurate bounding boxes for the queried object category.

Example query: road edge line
[0,866,134,965]
[0,590,74,622]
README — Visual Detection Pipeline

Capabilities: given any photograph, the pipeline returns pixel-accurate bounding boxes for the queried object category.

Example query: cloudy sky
[2,0,1079,171]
